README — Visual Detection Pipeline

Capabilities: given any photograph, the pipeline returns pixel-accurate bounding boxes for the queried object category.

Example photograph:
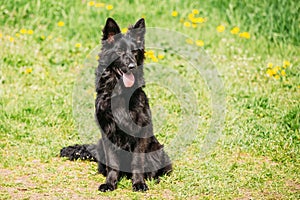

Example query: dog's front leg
[98,139,120,192]
[131,139,148,192]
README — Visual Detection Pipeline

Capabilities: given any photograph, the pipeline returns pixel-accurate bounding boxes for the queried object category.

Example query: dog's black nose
[128,63,136,70]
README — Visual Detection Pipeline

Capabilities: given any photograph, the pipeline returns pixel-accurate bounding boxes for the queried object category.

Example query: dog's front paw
[98,183,115,192]
[132,182,149,192]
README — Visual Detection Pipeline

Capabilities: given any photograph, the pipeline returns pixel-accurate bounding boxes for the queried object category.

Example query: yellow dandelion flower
[151,56,158,62]
[171,11,178,17]
[272,66,280,74]
[191,17,205,24]
[75,43,82,48]
[57,21,65,27]
[25,67,33,74]
[157,54,165,59]
[41,35,46,40]
[267,62,273,68]
[95,2,105,7]
[183,21,191,27]
[188,13,195,22]
[239,32,250,39]
[266,69,274,77]
[106,4,113,10]
[186,38,193,44]
[274,75,280,80]
[121,28,128,33]
[283,60,290,68]
[8,36,14,42]
[217,25,225,33]
[192,23,197,28]
[20,28,27,34]
[230,27,240,34]
[87,1,95,6]
[27,29,34,35]
[192,9,199,15]
[196,40,204,47]
[145,50,154,57]
[0,33,2,38]
[281,70,286,76]
[15,33,21,37]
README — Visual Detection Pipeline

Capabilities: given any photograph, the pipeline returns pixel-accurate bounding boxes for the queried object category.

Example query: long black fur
[60,18,172,192]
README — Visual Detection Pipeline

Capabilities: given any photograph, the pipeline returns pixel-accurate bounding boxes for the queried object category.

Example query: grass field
[0,0,299,199]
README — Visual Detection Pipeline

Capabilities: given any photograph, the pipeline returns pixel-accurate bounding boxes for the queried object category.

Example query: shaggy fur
[60,18,172,192]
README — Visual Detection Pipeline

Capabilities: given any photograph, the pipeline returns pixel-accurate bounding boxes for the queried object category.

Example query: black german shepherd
[60,18,172,192]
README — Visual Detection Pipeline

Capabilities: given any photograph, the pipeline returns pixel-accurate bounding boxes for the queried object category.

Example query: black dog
[60,18,172,192]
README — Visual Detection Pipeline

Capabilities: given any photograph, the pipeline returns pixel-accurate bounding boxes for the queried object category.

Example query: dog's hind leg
[60,144,98,161]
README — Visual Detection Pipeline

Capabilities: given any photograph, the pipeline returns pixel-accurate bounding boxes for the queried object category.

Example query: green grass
[1,0,299,199]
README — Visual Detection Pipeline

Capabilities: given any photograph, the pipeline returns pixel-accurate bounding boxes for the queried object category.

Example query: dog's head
[100,18,145,88]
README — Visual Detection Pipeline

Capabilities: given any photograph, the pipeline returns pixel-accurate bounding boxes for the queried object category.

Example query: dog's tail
[60,144,98,162]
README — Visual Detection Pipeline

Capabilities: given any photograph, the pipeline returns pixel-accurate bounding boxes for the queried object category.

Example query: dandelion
[151,56,158,62]
[283,60,291,68]
[157,54,165,59]
[230,27,240,34]
[267,62,273,68]
[196,40,204,47]
[188,13,195,22]
[274,75,280,80]
[20,28,27,34]
[57,21,65,27]
[95,2,105,8]
[106,4,113,10]
[281,70,286,76]
[25,67,33,74]
[217,25,225,33]
[145,50,154,57]
[87,1,95,6]
[183,21,191,27]
[186,38,193,44]
[8,36,14,42]
[192,9,199,15]
[27,29,34,35]
[121,27,128,33]
[266,69,274,77]
[0,33,2,38]
[239,32,250,39]
[192,17,205,24]
[40,35,46,40]
[171,11,178,17]
[272,66,280,74]
[75,43,82,48]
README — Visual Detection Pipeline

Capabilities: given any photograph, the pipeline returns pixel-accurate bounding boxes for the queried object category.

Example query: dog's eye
[132,50,138,56]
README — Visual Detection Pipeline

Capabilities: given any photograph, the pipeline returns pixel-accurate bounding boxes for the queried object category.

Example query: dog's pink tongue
[123,72,135,87]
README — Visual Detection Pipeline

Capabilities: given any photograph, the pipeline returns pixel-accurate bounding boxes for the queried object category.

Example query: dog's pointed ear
[133,18,145,30]
[102,18,121,42]
[130,18,145,46]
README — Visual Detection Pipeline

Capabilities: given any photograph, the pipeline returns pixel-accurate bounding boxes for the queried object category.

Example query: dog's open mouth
[116,69,135,88]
